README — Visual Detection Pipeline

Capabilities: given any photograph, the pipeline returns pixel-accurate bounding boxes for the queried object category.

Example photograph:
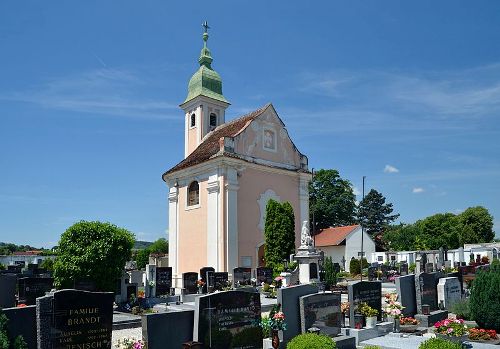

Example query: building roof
[162,103,271,177]
[12,250,43,256]
[314,225,360,247]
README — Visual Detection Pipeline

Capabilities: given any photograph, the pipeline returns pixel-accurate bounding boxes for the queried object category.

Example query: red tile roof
[314,225,360,247]
[163,103,271,176]
[12,250,43,256]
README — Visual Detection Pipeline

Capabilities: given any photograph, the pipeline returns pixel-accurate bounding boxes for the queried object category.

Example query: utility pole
[360,176,366,282]
[312,168,316,246]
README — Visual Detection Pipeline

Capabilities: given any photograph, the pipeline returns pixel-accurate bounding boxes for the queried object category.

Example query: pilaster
[225,168,239,272]
[168,186,179,286]
[207,174,221,270]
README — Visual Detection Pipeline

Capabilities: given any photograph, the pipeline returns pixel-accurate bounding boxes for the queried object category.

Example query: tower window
[209,113,217,128]
[187,181,199,206]
[190,114,196,127]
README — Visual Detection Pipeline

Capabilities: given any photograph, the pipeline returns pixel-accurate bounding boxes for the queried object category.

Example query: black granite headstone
[18,277,53,305]
[396,274,417,317]
[380,265,389,281]
[193,290,262,349]
[256,267,273,285]
[333,263,341,275]
[209,272,228,291]
[309,263,318,279]
[233,268,252,287]
[415,272,439,313]
[299,293,341,336]
[200,267,215,293]
[400,263,409,276]
[368,266,377,281]
[0,274,17,308]
[156,267,172,295]
[183,272,199,294]
[348,281,382,327]
[74,279,97,292]
[37,289,114,349]
[126,284,138,301]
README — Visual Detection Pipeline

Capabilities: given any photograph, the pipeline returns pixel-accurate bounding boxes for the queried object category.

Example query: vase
[393,318,401,333]
[366,316,377,328]
[436,334,468,344]
[272,330,280,349]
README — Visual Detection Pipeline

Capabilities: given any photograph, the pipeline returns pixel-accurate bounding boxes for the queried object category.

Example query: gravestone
[126,284,138,301]
[278,283,318,345]
[395,274,416,317]
[7,265,22,273]
[37,289,113,349]
[299,293,342,336]
[74,279,97,292]
[233,267,252,287]
[333,263,341,275]
[211,272,229,291]
[415,272,439,313]
[399,263,408,276]
[368,266,377,281]
[0,274,17,308]
[18,277,53,305]
[155,267,172,296]
[348,281,382,327]
[256,267,273,285]
[142,310,194,349]
[193,290,261,348]
[199,267,215,293]
[183,272,199,294]
[425,263,434,273]
[309,263,318,279]
[380,265,389,281]
[437,277,461,309]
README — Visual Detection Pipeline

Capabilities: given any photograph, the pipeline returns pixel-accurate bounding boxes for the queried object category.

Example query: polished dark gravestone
[207,272,229,292]
[415,272,440,313]
[0,274,17,308]
[309,263,318,279]
[193,290,262,349]
[396,274,416,317]
[37,289,114,349]
[400,263,409,276]
[74,279,97,292]
[299,293,342,336]
[256,267,273,285]
[368,266,377,281]
[233,267,252,287]
[155,267,172,296]
[200,267,215,294]
[183,272,199,294]
[348,281,382,327]
[18,277,53,305]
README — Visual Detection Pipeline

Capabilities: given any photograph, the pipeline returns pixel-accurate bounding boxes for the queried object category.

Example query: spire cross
[202,21,210,34]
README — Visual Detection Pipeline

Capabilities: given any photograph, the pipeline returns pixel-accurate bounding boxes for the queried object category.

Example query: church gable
[232,104,306,170]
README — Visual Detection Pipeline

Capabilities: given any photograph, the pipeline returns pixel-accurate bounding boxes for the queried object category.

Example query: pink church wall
[237,167,301,268]
[177,180,208,272]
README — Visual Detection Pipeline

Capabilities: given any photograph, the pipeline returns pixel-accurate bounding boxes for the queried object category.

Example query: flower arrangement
[341,301,350,314]
[137,290,145,298]
[259,311,287,337]
[468,328,498,341]
[400,317,419,325]
[434,318,469,337]
[196,279,205,287]
[16,304,27,308]
[148,281,155,288]
[387,270,399,282]
[358,302,379,317]
[115,337,146,349]
[384,293,404,318]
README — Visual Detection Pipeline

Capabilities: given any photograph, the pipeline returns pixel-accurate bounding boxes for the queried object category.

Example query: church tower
[180,22,230,158]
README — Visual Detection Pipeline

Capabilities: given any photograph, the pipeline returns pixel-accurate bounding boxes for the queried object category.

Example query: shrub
[450,298,471,320]
[364,346,382,349]
[349,258,368,276]
[470,263,500,331]
[409,263,416,273]
[323,256,337,289]
[418,337,462,349]
[287,333,336,349]
[13,336,28,349]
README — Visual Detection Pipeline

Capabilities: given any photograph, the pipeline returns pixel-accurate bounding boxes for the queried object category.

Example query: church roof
[315,225,361,247]
[163,103,271,177]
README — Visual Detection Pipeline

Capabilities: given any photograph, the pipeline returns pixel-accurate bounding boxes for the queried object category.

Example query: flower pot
[436,334,468,344]
[271,330,280,349]
[365,316,377,328]
[400,324,418,333]
[393,318,401,333]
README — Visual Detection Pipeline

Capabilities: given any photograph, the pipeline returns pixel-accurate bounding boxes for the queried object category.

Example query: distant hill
[134,240,153,250]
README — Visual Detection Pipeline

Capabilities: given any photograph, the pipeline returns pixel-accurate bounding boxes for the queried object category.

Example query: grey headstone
[278,283,318,344]
[299,293,341,336]
[348,281,382,327]
[395,274,416,317]
[437,277,461,309]
[142,310,194,349]
[0,274,17,308]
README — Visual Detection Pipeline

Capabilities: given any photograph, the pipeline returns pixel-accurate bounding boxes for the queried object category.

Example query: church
[162,25,311,287]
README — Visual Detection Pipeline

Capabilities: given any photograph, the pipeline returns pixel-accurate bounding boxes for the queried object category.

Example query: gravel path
[112,327,143,348]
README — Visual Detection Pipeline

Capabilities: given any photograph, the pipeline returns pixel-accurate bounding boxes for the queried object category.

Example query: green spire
[182,21,229,105]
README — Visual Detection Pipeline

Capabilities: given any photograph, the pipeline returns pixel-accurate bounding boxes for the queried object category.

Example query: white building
[314,225,375,272]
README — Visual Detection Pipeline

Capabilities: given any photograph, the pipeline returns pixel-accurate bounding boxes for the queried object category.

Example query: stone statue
[301,221,313,247]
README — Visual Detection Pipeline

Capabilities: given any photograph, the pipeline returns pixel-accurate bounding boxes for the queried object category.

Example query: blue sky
[1,1,499,247]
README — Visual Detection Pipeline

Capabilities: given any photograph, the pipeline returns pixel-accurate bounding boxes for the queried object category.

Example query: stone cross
[202,21,210,33]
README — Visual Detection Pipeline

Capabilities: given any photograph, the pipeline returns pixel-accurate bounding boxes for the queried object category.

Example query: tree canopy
[134,238,169,269]
[264,199,296,272]
[382,206,495,251]
[358,189,399,238]
[309,169,357,232]
[53,220,135,291]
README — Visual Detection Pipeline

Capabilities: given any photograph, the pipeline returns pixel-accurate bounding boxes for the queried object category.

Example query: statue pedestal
[294,245,321,284]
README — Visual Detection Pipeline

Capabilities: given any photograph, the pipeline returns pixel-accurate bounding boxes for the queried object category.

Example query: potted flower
[434,318,469,343]
[196,279,205,294]
[358,302,379,328]
[341,301,350,327]
[399,317,419,333]
[384,293,404,332]
[468,328,499,344]
[115,337,145,349]
[260,310,287,349]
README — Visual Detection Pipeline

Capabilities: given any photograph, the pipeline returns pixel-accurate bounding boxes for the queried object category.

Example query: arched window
[187,181,199,206]
[190,114,196,127]
[209,113,217,128]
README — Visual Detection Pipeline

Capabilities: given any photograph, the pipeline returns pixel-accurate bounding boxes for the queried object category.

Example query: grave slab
[142,310,194,349]
[414,310,448,328]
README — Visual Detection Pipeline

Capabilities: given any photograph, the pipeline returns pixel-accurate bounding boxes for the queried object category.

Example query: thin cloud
[412,187,424,194]
[1,68,179,120]
[352,186,361,196]
[384,165,399,173]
